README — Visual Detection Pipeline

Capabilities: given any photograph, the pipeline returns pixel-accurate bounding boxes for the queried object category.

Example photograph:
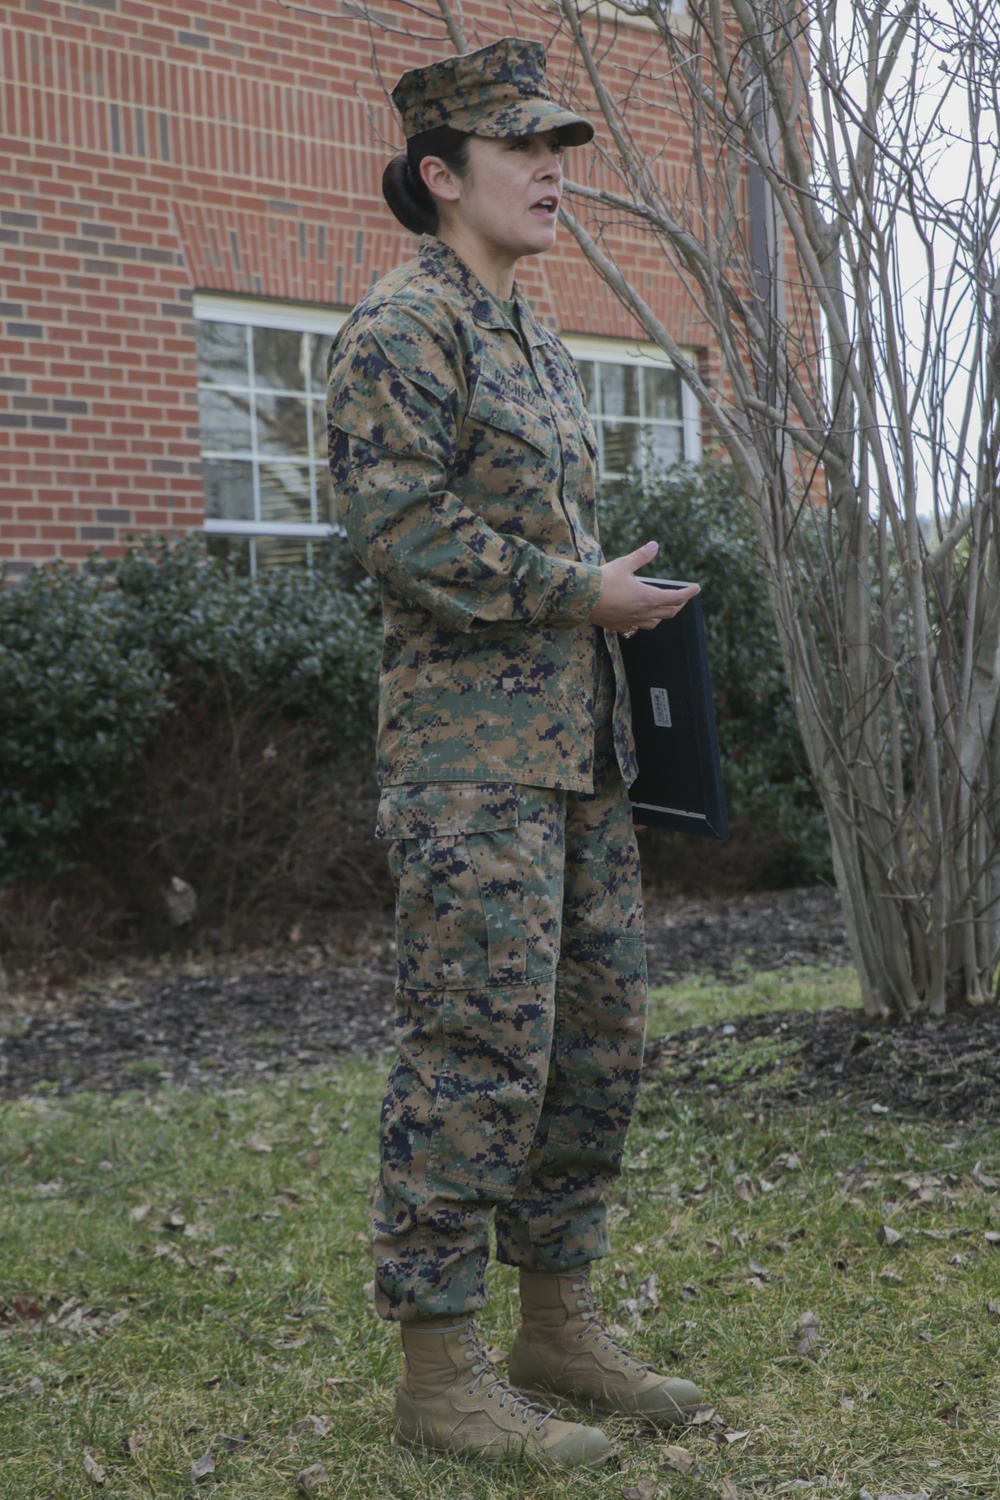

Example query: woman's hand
[589,541,700,633]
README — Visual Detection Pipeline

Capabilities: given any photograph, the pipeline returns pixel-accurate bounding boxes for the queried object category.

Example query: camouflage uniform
[328,235,646,1320]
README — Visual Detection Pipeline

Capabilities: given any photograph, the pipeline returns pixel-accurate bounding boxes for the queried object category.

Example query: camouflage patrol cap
[392,37,594,146]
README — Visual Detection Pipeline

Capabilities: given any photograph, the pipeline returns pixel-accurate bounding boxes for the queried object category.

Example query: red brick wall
[0,0,709,572]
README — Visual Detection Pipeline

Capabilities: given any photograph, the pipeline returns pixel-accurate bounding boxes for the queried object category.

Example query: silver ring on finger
[621,627,638,639]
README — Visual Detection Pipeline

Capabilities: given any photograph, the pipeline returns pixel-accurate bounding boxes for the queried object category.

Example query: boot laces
[572,1278,647,1372]
[459,1326,556,1430]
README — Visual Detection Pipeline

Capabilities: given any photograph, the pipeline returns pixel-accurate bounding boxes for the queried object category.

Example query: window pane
[259,461,312,523]
[310,332,333,394]
[197,322,248,387]
[254,535,311,571]
[311,397,329,460]
[256,394,310,457]
[644,367,682,421]
[315,467,335,524]
[602,420,641,476]
[600,364,640,418]
[577,360,596,410]
[199,388,252,452]
[203,458,255,521]
[253,327,307,391]
[644,423,684,469]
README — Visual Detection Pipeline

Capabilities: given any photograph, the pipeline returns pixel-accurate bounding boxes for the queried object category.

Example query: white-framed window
[563,336,702,482]
[193,300,700,570]
[194,293,345,574]
[536,0,693,36]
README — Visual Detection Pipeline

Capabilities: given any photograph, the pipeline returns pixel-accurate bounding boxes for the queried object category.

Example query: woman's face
[424,131,567,292]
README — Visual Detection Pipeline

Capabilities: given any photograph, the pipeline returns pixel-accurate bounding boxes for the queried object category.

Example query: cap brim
[448,98,595,145]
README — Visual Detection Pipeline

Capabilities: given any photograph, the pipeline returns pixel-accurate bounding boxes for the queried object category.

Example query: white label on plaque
[650,686,672,728]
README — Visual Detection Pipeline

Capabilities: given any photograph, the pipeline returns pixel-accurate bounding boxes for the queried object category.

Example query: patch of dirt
[643,1003,1000,1125]
[2,884,998,1122]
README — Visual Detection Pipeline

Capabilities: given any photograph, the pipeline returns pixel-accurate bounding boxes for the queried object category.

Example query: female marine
[327,36,702,1467]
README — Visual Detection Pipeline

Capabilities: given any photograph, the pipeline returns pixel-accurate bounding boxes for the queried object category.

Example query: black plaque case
[617,580,729,840]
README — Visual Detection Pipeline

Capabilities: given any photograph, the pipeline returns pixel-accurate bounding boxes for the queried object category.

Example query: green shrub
[0,541,382,905]
[0,563,168,879]
[599,464,831,883]
[1,472,830,957]
[98,536,381,746]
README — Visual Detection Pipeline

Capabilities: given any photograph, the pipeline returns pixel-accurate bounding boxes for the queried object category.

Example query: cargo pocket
[377,782,527,990]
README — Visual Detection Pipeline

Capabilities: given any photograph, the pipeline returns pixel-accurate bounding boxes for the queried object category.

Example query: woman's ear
[419,156,462,204]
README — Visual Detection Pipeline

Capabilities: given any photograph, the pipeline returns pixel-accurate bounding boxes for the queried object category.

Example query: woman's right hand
[589,541,700,634]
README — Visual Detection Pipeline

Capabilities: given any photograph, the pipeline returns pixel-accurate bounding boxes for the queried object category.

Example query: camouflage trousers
[371,662,647,1321]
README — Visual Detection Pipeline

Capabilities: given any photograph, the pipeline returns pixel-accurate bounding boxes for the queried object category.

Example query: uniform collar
[418,237,548,348]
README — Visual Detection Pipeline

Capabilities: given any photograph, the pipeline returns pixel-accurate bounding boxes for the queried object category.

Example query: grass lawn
[1,966,999,1499]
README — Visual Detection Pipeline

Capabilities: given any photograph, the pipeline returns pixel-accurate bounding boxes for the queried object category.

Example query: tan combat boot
[508,1270,703,1427]
[394,1316,613,1466]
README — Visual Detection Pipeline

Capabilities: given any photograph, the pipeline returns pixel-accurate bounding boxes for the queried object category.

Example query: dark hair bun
[382,154,437,236]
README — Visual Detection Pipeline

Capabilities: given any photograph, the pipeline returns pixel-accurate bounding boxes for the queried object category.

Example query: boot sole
[393,1393,615,1469]
[393,1426,614,1468]
[515,1381,700,1429]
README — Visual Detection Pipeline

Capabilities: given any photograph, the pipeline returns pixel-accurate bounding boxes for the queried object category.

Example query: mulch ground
[2,884,999,1123]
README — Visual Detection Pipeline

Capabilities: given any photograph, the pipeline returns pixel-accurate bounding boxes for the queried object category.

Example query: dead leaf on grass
[690,1405,719,1425]
[877,1225,903,1247]
[189,1453,216,1482]
[286,1414,331,1438]
[935,1402,967,1427]
[11,1294,44,1323]
[150,1243,188,1269]
[83,1453,106,1484]
[708,1427,746,1448]
[637,1272,659,1310]
[972,1161,997,1190]
[705,1238,724,1261]
[732,1174,755,1203]
[621,1479,664,1499]
[129,1203,152,1224]
[748,1259,774,1281]
[126,1429,147,1456]
[302,1149,320,1171]
[719,1479,742,1499]
[297,1464,329,1496]
[658,1443,697,1474]
[796,1310,820,1358]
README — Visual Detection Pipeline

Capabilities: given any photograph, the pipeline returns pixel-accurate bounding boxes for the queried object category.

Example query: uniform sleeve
[327,310,603,632]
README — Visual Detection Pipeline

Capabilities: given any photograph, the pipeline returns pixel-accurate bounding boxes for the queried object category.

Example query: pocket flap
[469,364,555,456]
[376,782,519,840]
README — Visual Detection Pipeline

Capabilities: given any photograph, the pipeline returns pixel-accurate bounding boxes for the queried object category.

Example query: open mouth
[531,196,559,215]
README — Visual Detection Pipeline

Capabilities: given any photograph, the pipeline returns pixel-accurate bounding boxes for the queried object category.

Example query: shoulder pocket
[376,782,519,840]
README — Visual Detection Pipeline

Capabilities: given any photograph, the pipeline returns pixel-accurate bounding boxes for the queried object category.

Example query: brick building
[1,0,709,576]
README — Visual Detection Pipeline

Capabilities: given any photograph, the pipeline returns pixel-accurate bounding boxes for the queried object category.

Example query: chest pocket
[467,361,557,460]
